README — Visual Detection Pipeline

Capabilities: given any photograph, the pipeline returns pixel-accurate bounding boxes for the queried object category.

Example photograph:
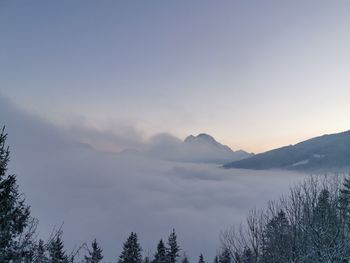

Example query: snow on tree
[262,210,292,262]
[84,239,103,263]
[167,229,180,263]
[218,248,231,263]
[119,232,142,263]
[33,239,49,263]
[221,175,350,263]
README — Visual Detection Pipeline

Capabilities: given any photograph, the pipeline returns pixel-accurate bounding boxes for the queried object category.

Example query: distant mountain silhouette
[224,130,350,171]
[180,133,253,164]
[121,133,253,164]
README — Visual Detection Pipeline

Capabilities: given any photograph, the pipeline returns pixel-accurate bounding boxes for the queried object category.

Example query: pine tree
[153,240,167,263]
[0,127,32,262]
[213,255,219,263]
[118,232,142,263]
[218,248,231,263]
[85,239,103,263]
[48,232,68,263]
[198,254,205,263]
[167,229,180,263]
[33,239,49,263]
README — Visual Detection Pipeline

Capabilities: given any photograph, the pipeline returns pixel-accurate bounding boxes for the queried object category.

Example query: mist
[0,96,306,261]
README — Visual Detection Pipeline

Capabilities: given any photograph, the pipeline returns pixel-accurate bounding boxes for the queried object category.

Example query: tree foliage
[153,239,167,263]
[198,254,205,263]
[221,175,350,263]
[85,239,103,263]
[0,127,34,262]
[119,232,142,263]
[48,232,68,263]
[167,229,180,263]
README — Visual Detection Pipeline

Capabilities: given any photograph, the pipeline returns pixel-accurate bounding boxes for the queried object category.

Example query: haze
[1,1,350,153]
[0,97,305,261]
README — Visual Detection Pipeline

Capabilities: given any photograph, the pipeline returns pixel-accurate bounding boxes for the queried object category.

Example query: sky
[1,2,349,261]
[1,1,350,153]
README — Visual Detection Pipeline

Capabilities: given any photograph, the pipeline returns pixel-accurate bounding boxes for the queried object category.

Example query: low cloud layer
[0,96,306,261]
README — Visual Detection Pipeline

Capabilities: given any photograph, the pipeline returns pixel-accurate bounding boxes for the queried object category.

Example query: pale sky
[1,0,350,153]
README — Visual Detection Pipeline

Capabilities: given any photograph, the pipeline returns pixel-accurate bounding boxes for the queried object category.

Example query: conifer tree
[218,248,231,263]
[118,232,142,263]
[181,253,189,263]
[153,240,167,263]
[167,229,180,263]
[198,254,205,263]
[213,255,219,263]
[339,175,350,221]
[33,239,49,263]
[262,210,291,263]
[48,232,68,263]
[85,239,103,263]
[0,127,32,262]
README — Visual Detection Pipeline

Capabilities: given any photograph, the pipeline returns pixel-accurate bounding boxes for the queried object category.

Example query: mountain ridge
[121,133,253,164]
[224,130,350,171]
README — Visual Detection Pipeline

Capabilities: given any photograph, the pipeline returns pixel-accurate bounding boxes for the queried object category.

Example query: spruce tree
[167,229,180,263]
[118,232,142,263]
[310,188,341,262]
[0,127,32,262]
[33,239,49,263]
[153,239,167,263]
[262,210,291,263]
[198,254,205,263]
[213,255,219,263]
[85,239,103,263]
[48,232,68,263]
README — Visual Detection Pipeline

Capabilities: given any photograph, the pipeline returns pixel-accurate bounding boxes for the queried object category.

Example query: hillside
[224,130,350,171]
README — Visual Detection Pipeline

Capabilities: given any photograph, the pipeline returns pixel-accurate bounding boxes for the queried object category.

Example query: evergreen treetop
[48,232,69,263]
[153,239,167,263]
[167,229,180,263]
[85,239,103,263]
[119,232,142,263]
[198,254,205,263]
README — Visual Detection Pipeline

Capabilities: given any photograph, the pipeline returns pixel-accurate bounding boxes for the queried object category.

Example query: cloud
[0,96,306,261]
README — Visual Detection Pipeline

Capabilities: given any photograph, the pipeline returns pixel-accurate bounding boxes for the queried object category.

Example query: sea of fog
[1,96,307,262]
[15,154,306,262]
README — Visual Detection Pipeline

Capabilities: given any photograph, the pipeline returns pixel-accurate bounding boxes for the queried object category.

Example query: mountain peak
[181,133,253,163]
[197,133,216,141]
[184,133,217,144]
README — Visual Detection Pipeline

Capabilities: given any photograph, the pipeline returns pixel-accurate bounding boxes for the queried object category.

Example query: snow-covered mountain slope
[224,130,350,171]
